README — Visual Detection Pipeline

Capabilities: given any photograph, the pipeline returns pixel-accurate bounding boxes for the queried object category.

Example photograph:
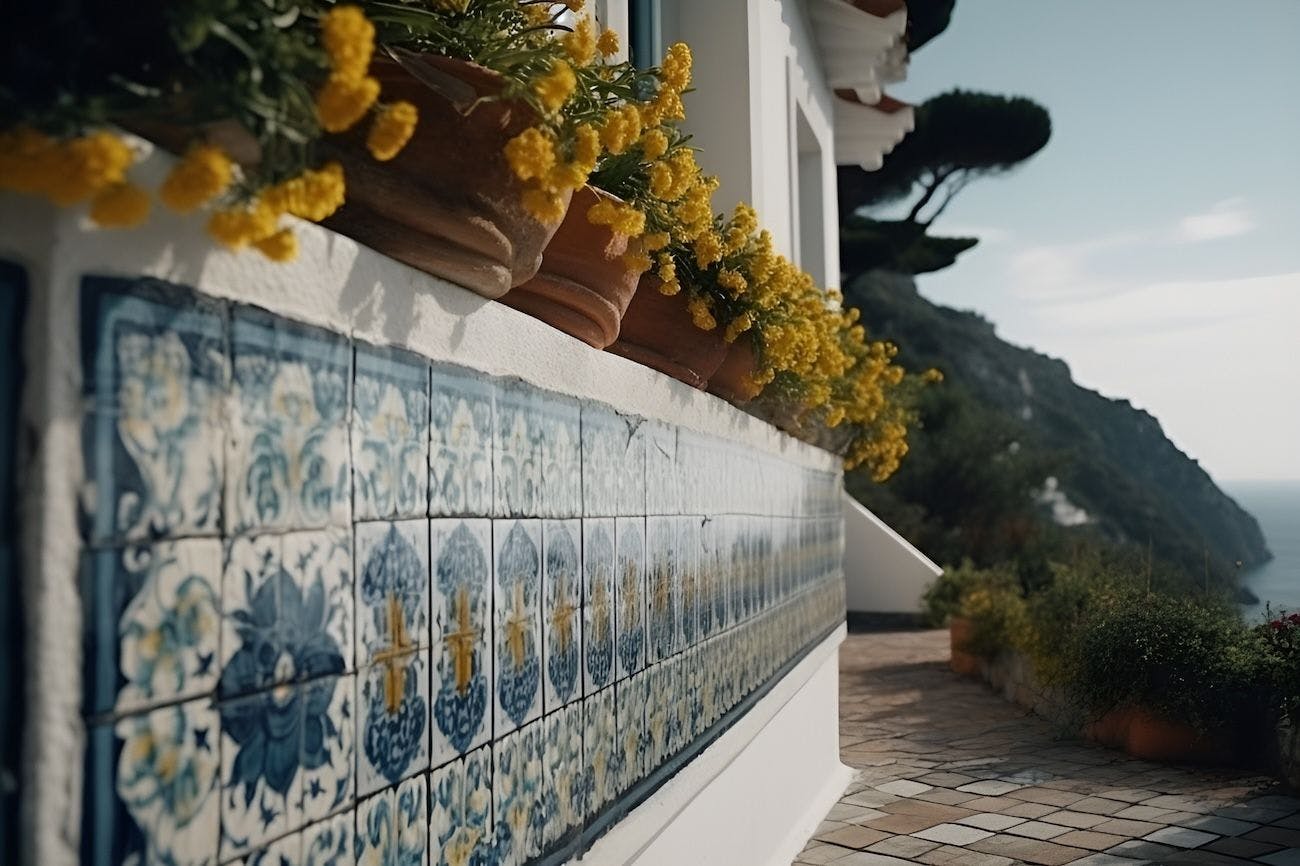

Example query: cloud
[1005,230,1149,301]
[1175,197,1255,242]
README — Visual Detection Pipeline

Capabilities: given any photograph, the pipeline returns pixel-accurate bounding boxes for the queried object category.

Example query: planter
[606,277,729,388]
[325,53,568,299]
[1277,719,1300,789]
[500,186,644,348]
[948,616,982,677]
[707,338,763,403]
[1083,706,1134,750]
[1123,707,1231,764]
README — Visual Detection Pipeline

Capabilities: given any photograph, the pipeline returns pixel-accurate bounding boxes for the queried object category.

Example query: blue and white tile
[493,722,544,866]
[355,519,430,667]
[81,278,226,545]
[493,384,542,518]
[354,788,396,866]
[581,689,616,818]
[82,539,220,717]
[298,674,354,825]
[430,519,493,767]
[615,674,647,794]
[645,517,676,664]
[537,392,580,519]
[581,518,616,695]
[541,705,583,851]
[353,343,430,522]
[429,364,493,518]
[356,650,430,796]
[542,519,582,712]
[220,529,352,700]
[218,688,300,858]
[643,665,669,769]
[678,517,700,650]
[613,518,645,680]
[396,774,430,866]
[615,416,646,518]
[227,308,351,534]
[82,697,220,866]
[232,830,300,865]
[493,520,542,735]
[696,520,716,640]
[579,405,619,517]
[644,421,677,516]
[301,810,352,866]
[428,745,492,866]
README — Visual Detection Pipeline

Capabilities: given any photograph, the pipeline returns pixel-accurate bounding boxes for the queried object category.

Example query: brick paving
[793,629,1300,866]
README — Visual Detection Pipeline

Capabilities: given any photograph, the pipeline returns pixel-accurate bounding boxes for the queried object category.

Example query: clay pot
[606,276,729,388]
[1124,708,1230,764]
[1084,706,1135,750]
[948,616,981,677]
[325,53,568,299]
[707,338,763,403]
[500,186,645,348]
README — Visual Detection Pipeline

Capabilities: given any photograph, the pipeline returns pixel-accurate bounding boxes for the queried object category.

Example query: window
[794,106,826,288]
[628,0,661,69]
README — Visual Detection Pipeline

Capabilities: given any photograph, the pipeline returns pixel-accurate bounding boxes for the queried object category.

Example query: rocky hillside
[845,270,1271,587]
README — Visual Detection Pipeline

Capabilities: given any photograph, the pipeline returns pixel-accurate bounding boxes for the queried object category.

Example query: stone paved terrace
[793,629,1300,866]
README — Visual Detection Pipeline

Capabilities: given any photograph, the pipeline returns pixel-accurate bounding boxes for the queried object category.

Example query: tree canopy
[905,0,956,52]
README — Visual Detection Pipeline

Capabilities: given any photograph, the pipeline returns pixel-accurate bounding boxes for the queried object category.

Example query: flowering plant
[1261,610,1300,724]
[0,2,417,259]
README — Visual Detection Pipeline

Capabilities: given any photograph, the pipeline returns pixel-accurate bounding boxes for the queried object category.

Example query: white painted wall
[843,493,942,615]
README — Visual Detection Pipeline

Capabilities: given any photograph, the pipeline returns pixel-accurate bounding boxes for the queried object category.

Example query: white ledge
[808,0,907,104]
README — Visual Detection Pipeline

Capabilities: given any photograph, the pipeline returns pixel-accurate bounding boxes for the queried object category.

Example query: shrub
[960,586,1029,660]
[1259,610,1300,726]
[921,559,1017,627]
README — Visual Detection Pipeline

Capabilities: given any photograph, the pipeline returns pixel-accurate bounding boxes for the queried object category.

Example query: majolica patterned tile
[493,384,542,518]
[430,519,492,767]
[298,674,354,825]
[538,393,581,519]
[227,308,351,534]
[615,417,646,518]
[218,688,297,858]
[613,518,645,680]
[355,788,396,865]
[82,697,220,866]
[581,519,615,696]
[541,704,583,851]
[428,745,493,866]
[81,278,227,546]
[301,810,351,866]
[353,344,430,522]
[355,519,430,667]
[82,539,221,718]
[579,405,619,518]
[644,421,677,516]
[643,666,669,771]
[493,520,542,735]
[541,520,581,712]
[493,721,544,866]
[615,674,647,794]
[581,689,616,818]
[396,774,430,866]
[678,517,700,650]
[429,364,493,518]
[220,529,352,700]
[233,830,299,865]
[645,517,676,664]
[357,650,430,796]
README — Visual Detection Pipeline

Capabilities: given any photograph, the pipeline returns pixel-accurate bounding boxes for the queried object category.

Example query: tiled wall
[75,275,845,866]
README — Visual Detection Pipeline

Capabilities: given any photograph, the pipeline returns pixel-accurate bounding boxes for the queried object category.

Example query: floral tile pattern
[430,519,493,767]
[227,308,351,535]
[353,344,430,522]
[75,278,848,866]
[81,278,227,546]
[494,520,542,735]
[581,519,616,696]
[429,365,493,518]
[542,519,582,712]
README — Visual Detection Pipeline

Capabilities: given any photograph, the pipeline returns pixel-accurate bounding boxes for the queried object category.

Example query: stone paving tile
[1063,855,1147,866]
[960,795,1024,813]
[1088,817,1165,837]
[820,825,893,849]
[914,789,982,806]
[1258,849,1300,866]
[1200,835,1283,859]
[832,852,916,866]
[827,803,886,823]
[1053,830,1129,851]
[1044,810,1111,829]
[877,780,935,797]
[1069,797,1132,816]
[967,833,1091,865]
[956,780,1024,797]
[1014,787,1089,808]
[956,813,1026,832]
[861,813,946,835]
[1143,825,1219,848]
[796,842,857,864]
[911,824,994,846]
[1106,839,1180,859]
[866,836,942,859]
[1003,801,1063,819]
[1245,825,1300,847]
[1006,820,1073,840]
[1177,814,1259,836]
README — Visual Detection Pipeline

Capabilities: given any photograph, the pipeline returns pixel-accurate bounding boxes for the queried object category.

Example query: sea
[1230,480,1300,623]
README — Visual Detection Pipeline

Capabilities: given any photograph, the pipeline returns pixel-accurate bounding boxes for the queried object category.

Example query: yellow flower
[724,311,754,343]
[687,297,716,330]
[48,131,134,205]
[522,188,567,224]
[504,127,557,182]
[693,232,722,268]
[316,74,380,133]
[572,123,601,172]
[254,228,299,262]
[649,162,674,200]
[718,268,747,295]
[639,129,668,161]
[207,203,278,250]
[562,15,597,65]
[598,105,641,155]
[367,101,419,161]
[534,61,576,114]
[563,0,586,10]
[160,145,234,213]
[656,252,675,284]
[321,5,375,79]
[641,231,669,251]
[586,199,645,237]
[262,162,347,222]
[89,182,151,228]
[622,249,652,273]
[597,28,619,57]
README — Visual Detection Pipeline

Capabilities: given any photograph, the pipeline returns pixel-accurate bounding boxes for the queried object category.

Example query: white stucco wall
[843,493,942,615]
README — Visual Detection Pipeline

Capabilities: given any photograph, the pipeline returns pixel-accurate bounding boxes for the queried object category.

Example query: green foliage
[840,216,978,276]
[1258,610,1300,724]
[960,584,1029,660]
[905,0,957,52]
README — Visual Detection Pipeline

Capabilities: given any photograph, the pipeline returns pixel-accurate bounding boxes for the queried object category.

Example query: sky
[886,0,1300,482]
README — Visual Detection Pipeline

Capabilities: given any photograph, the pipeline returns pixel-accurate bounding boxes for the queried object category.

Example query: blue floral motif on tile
[616,417,646,518]
[355,789,396,865]
[235,830,300,865]
[356,520,429,666]
[582,519,615,694]
[494,521,541,733]
[646,517,676,664]
[431,520,491,763]
[302,811,351,866]
[541,706,583,850]
[582,689,616,818]
[542,520,580,711]
[429,746,492,866]
[81,278,226,545]
[679,517,699,649]
[298,675,353,824]
[228,309,351,534]
[358,651,429,795]
[354,344,430,521]
[396,774,429,866]
[537,393,580,519]
[83,541,220,718]
[580,406,619,517]
[493,385,542,518]
[429,365,493,517]
[494,723,544,866]
[614,518,644,679]
[82,698,220,866]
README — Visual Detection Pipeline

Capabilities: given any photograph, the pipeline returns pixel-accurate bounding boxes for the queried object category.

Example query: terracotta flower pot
[1084,706,1135,750]
[1124,708,1230,764]
[325,53,568,299]
[707,337,763,403]
[500,186,645,348]
[948,616,982,677]
[606,276,729,389]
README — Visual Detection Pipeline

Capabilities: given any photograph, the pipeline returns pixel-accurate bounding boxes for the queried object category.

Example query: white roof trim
[808,0,908,101]
[833,96,915,170]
